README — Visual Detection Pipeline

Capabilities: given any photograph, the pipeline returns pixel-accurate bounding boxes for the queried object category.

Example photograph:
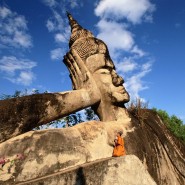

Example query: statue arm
[63,48,101,100]
[0,49,101,143]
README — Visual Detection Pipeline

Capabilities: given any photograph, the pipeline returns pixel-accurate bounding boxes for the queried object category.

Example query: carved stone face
[86,53,130,105]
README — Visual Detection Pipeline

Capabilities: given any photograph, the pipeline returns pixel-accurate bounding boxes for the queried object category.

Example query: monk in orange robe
[112,131,126,157]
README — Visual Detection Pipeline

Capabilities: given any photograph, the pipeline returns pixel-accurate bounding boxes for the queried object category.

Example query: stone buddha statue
[0,13,130,143]
[64,12,130,121]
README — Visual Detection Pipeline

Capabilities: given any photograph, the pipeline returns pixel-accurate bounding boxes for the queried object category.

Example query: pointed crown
[67,12,113,71]
[67,12,94,47]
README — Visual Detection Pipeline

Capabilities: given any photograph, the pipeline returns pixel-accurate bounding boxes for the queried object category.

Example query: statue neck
[94,101,130,122]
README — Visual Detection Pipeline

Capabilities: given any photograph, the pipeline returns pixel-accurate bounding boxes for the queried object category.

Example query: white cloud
[114,56,153,100]
[95,0,155,24]
[42,0,56,8]
[55,33,66,43]
[43,0,81,37]
[46,20,55,32]
[141,62,152,71]
[0,56,36,73]
[125,61,152,99]
[13,31,32,48]
[46,10,71,45]
[131,45,146,57]
[96,19,134,53]
[0,6,32,49]
[52,10,64,31]
[94,0,155,100]
[43,1,76,61]
[0,56,36,85]
[43,0,79,9]
[0,6,11,18]
[45,10,70,39]
[115,58,138,73]
[50,48,65,60]
[14,16,27,29]
[70,0,78,8]
[9,71,36,86]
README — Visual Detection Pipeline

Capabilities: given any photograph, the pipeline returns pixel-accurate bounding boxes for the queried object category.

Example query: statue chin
[111,92,130,104]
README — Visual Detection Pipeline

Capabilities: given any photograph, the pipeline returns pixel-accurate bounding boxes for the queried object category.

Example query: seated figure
[0,13,130,143]
[112,131,126,157]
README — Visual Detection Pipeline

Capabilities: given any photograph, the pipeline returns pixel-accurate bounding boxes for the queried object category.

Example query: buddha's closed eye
[96,67,112,75]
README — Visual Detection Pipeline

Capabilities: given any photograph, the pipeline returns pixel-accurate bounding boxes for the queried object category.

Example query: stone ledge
[15,155,156,185]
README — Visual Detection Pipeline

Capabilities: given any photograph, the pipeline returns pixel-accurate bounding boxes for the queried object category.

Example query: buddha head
[65,13,130,120]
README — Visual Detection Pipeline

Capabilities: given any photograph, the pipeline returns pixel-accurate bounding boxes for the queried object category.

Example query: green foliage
[84,107,99,121]
[153,109,170,123]
[0,89,40,100]
[0,90,23,99]
[153,108,185,144]
[63,113,84,127]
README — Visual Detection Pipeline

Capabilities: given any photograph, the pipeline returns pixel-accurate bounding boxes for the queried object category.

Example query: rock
[0,121,126,184]
[126,109,185,185]
[0,110,184,185]
[11,155,156,185]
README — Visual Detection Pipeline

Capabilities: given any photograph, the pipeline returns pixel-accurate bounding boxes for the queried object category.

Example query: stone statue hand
[64,48,101,104]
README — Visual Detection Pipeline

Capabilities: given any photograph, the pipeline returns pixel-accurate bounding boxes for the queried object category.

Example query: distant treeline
[152,108,185,144]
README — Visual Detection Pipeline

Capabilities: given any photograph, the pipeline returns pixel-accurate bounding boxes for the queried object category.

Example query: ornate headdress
[67,12,108,62]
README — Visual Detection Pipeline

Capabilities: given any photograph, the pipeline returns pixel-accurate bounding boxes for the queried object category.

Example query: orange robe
[112,135,126,157]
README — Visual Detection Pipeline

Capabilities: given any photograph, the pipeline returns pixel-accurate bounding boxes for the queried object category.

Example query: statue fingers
[70,49,93,85]
[69,74,77,90]
[68,68,78,90]
[64,55,80,89]
[68,53,85,89]
[70,49,88,75]
[67,52,85,88]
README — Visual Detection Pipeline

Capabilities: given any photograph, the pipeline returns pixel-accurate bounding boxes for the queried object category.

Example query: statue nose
[112,75,124,86]
[119,76,124,84]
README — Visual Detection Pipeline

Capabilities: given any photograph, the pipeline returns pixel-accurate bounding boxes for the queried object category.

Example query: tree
[154,109,170,124]
[153,108,185,144]
[84,107,99,121]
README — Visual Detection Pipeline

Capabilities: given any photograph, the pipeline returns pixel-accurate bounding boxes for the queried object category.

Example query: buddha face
[86,53,130,105]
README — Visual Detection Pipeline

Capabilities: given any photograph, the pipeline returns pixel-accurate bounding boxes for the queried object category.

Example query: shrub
[127,98,149,125]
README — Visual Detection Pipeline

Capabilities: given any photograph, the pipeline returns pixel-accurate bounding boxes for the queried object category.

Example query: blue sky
[0,0,185,122]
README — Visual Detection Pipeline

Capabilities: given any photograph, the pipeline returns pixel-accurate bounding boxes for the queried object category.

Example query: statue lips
[116,86,126,94]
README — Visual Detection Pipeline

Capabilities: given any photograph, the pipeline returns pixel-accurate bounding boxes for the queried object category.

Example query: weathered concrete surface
[15,155,156,185]
[64,13,130,122]
[126,109,185,185]
[0,119,131,184]
[0,13,131,144]
[0,110,184,185]
[0,89,100,144]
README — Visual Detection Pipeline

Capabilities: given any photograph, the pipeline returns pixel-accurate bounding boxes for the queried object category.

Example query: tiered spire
[66,12,94,47]
[66,12,82,31]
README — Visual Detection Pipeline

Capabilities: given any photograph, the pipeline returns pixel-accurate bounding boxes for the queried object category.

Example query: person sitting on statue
[112,131,126,157]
